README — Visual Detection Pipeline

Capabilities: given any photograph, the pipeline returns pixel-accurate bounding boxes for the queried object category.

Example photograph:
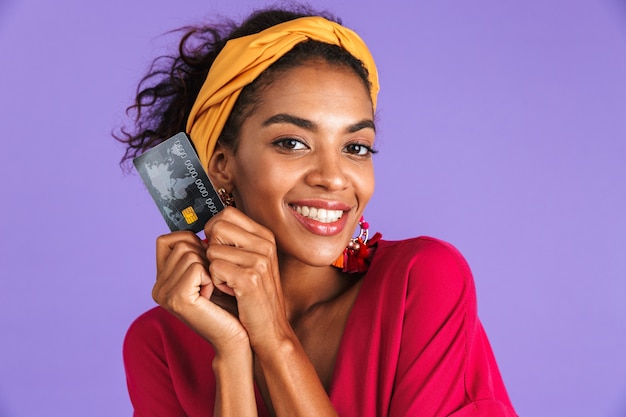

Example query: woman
[117,6,517,417]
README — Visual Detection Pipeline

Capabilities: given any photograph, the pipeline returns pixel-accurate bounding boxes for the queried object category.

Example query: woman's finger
[155,230,203,272]
[204,207,276,249]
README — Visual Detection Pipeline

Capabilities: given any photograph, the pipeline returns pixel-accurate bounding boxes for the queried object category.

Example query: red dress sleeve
[330,237,517,417]
[388,237,517,416]
[123,307,217,417]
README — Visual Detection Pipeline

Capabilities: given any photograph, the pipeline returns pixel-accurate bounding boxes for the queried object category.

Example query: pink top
[124,237,518,416]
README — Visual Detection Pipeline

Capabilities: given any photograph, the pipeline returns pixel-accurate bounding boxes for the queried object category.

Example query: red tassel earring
[332,216,382,273]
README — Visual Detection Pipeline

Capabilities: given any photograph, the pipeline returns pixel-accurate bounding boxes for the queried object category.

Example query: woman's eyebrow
[348,119,376,133]
[262,114,376,133]
[262,114,315,130]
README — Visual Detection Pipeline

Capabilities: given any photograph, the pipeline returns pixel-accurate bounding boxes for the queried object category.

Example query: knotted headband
[186,16,380,169]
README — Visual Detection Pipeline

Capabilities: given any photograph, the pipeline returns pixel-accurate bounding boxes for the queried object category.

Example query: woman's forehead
[253,63,374,113]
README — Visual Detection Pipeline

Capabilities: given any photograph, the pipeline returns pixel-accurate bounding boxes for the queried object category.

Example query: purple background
[1,0,625,416]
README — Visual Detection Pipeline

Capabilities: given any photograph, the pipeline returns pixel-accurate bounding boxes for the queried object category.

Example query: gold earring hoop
[217,188,236,207]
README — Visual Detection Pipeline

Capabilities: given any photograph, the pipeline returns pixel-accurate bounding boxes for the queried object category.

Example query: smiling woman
[114,5,518,417]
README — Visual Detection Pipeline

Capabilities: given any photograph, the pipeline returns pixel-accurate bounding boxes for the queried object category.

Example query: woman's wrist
[252,332,297,365]
[248,316,299,358]
[252,335,339,417]
[212,340,253,369]
[212,344,256,417]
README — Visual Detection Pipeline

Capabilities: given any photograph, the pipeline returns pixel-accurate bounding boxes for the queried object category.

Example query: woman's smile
[289,200,352,235]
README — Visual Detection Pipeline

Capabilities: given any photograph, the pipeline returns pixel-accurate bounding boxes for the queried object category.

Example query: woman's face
[225,62,376,266]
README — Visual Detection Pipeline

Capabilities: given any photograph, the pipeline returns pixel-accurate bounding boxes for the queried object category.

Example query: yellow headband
[186,16,379,169]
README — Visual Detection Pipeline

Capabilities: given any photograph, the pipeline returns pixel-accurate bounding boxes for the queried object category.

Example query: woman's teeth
[294,205,343,223]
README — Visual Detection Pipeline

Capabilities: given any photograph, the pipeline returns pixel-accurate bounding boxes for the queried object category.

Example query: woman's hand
[203,207,293,354]
[152,206,292,353]
[152,228,250,354]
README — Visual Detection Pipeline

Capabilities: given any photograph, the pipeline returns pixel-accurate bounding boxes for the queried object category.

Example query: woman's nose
[304,150,349,191]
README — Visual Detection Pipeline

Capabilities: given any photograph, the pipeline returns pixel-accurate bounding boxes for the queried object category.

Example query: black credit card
[133,132,225,233]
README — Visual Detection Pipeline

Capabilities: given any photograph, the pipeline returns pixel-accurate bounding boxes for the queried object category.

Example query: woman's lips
[289,202,351,236]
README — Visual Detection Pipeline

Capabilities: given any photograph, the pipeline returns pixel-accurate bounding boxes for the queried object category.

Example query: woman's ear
[207,143,234,189]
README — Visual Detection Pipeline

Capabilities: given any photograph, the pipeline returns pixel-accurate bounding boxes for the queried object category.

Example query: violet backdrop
[1,0,625,416]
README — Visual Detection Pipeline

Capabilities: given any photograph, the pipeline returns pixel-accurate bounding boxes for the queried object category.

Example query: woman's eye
[344,143,377,156]
[273,138,307,150]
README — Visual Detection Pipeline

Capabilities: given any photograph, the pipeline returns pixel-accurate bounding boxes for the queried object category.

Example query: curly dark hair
[113,5,372,169]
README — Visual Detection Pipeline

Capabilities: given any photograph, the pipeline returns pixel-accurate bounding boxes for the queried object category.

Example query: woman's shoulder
[375,236,471,273]
[125,306,181,338]
[124,307,173,356]
[370,236,475,300]
[124,306,210,359]
[123,310,217,415]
